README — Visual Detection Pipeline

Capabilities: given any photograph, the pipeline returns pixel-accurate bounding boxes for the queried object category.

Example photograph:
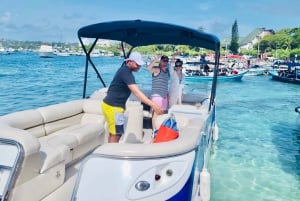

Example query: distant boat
[38,44,54,58]
[245,66,267,76]
[54,51,70,57]
[269,68,300,84]
[185,70,248,82]
[0,46,9,55]
[106,51,114,57]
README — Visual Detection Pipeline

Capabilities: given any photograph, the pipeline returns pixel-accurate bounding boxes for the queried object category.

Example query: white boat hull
[39,52,54,58]
[73,151,195,201]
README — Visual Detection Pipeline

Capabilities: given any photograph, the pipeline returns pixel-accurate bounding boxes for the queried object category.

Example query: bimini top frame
[77,19,220,110]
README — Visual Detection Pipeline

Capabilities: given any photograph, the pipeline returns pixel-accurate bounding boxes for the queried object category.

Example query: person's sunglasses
[175,65,182,67]
[162,59,169,62]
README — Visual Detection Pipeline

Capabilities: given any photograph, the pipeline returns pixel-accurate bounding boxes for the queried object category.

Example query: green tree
[290,28,300,49]
[229,20,239,54]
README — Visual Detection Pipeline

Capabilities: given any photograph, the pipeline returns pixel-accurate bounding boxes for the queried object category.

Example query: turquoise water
[0,53,299,201]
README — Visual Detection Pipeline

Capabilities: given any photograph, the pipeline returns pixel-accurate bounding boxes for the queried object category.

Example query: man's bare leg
[108,134,121,143]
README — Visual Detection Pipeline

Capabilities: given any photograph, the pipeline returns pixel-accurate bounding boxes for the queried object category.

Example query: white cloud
[196,3,210,11]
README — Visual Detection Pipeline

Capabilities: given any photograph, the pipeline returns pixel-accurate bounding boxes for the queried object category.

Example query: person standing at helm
[102,52,163,143]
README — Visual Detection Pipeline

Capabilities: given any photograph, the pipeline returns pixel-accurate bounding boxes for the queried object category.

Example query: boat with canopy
[0,19,220,201]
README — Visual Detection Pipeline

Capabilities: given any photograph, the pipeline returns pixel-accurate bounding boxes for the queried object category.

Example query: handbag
[153,114,179,143]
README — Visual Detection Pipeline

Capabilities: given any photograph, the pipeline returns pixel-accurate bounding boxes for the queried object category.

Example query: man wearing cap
[102,51,163,143]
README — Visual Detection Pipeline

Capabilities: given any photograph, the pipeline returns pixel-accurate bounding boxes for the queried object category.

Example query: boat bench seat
[0,98,107,200]
[93,113,205,157]
[0,99,107,172]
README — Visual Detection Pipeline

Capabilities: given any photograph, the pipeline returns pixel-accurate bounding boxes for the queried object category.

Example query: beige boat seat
[119,101,144,144]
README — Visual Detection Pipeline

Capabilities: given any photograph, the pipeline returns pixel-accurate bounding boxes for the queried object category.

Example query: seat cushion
[52,123,105,145]
[39,133,79,172]
[81,114,105,124]
[83,99,103,115]
[40,133,78,149]
[39,141,69,173]
[68,123,105,145]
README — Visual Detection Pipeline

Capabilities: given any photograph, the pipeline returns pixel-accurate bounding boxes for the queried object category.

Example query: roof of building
[239,28,265,46]
[217,28,275,49]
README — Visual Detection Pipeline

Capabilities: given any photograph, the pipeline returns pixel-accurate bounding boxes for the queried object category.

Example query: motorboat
[269,68,300,84]
[0,46,11,55]
[54,51,70,57]
[185,69,248,82]
[245,64,268,76]
[0,20,220,201]
[38,44,54,58]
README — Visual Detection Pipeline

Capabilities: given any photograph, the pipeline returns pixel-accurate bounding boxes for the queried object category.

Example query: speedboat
[185,69,248,82]
[0,20,220,201]
[245,65,267,76]
[38,44,54,58]
[269,68,300,84]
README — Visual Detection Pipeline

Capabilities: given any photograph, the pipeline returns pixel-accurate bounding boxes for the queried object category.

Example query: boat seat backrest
[38,100,84,135]
[89,87,108,100]
[0,109,46,138]
[81,99,104,123]
[119,102,143,143]
[168,104,209,120]
[155,112,205,135]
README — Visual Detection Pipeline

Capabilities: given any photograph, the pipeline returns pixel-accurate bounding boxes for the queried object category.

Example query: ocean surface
[0,52,299,201]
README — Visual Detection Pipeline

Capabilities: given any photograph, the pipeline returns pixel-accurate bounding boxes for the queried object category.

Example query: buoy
[200,168,210,201]
[232,69,238,74]
[296,115,300,126]
[213,123,219,142]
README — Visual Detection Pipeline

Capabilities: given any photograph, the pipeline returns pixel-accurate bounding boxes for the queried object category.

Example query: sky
[0,0,299,43]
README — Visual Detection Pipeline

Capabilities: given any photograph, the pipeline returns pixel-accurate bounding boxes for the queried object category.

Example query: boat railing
[0,139,23,200]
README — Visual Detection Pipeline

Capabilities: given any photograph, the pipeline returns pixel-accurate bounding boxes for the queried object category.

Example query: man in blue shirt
[102,52,163,143]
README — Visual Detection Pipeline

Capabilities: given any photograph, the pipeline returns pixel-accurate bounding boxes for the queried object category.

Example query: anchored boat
[269,68,300,84]
[184,62,248,82]
[38,44,54,58]
[0,20,220,201]
[185,70,248,82]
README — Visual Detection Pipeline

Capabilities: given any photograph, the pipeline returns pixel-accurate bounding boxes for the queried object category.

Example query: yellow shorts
[101,101,125,135]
